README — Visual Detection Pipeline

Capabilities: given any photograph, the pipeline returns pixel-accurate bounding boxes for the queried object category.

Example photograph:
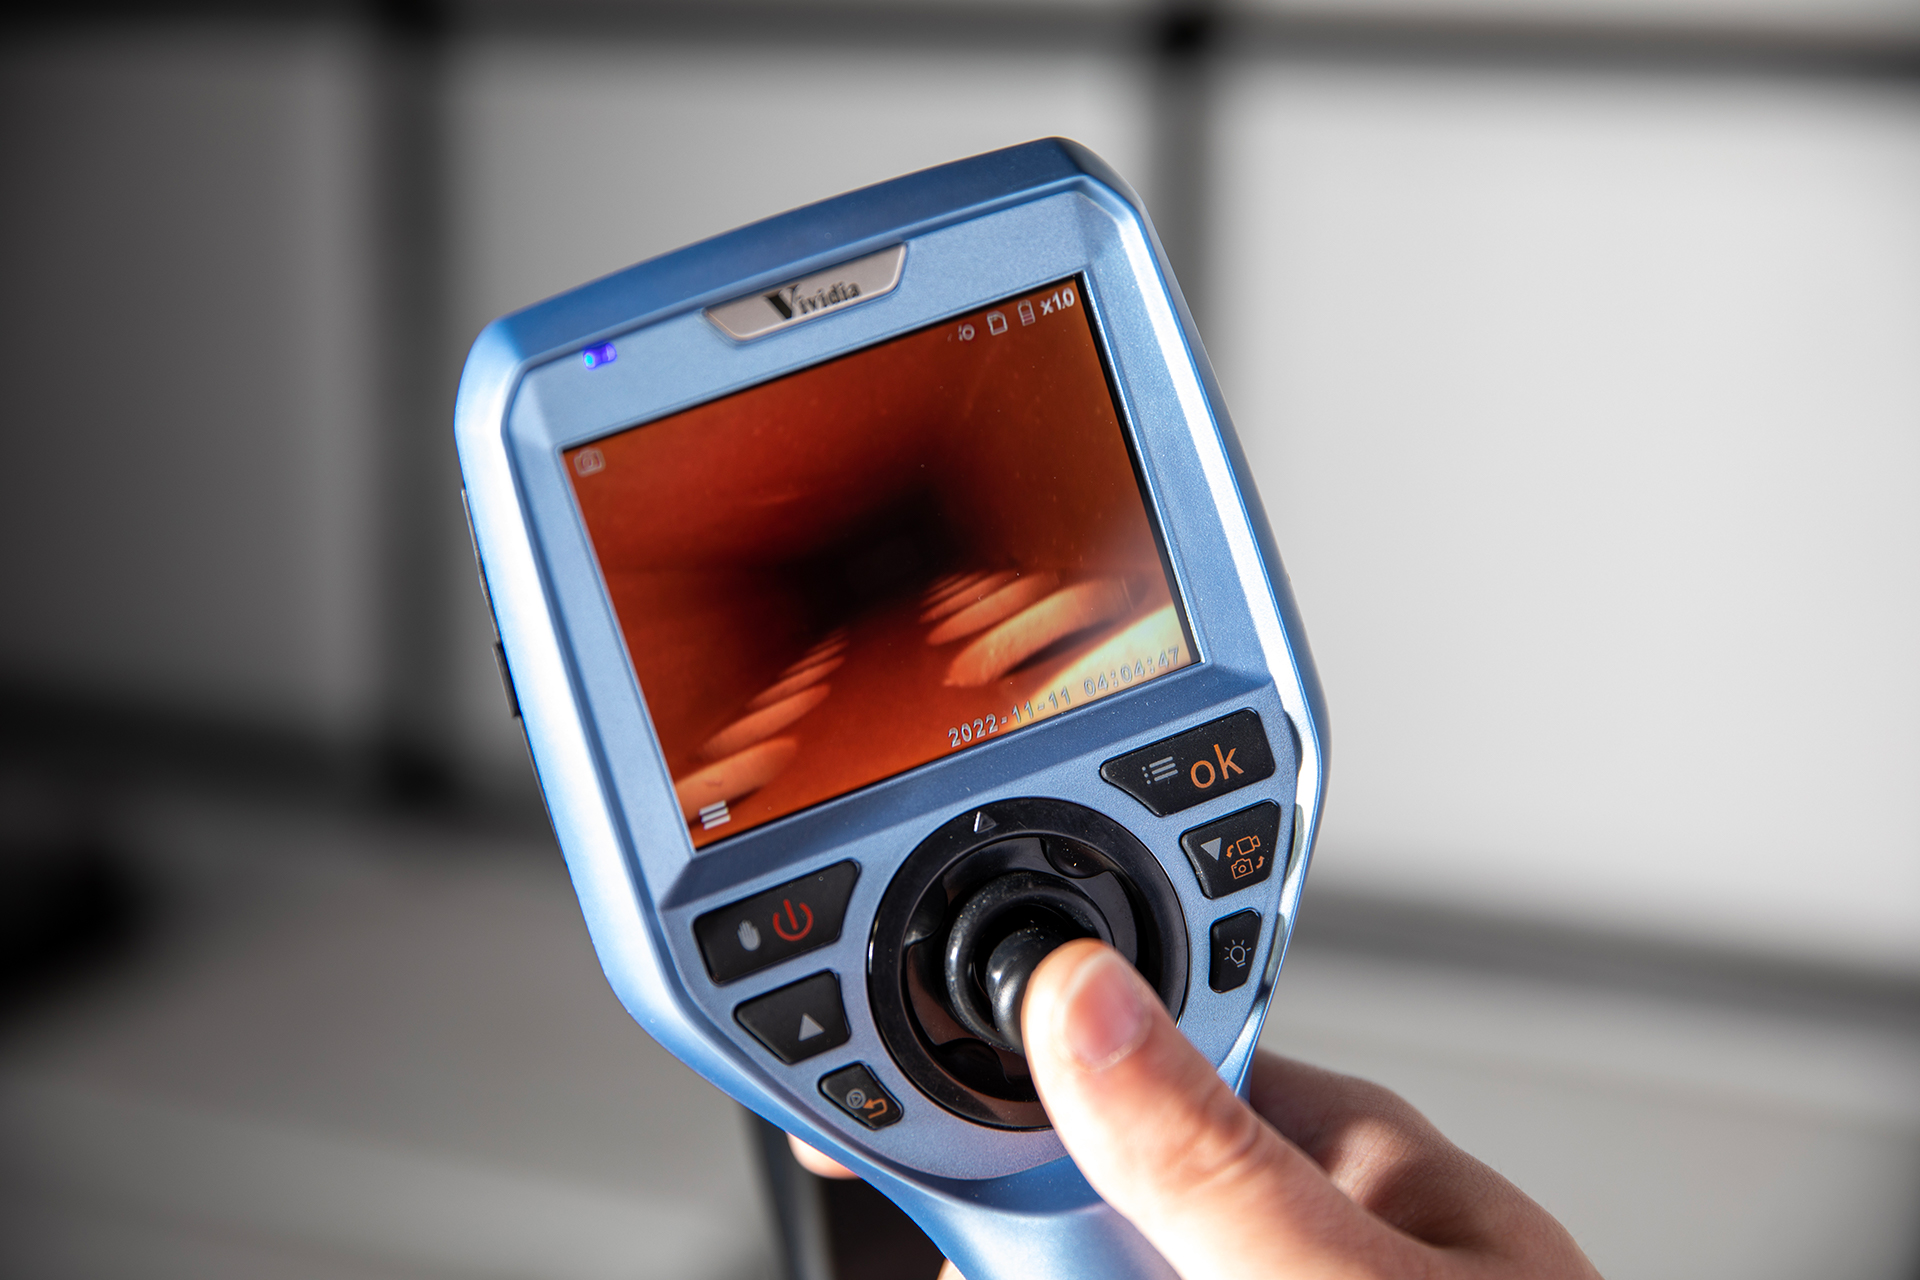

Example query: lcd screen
[566,276,1196,847]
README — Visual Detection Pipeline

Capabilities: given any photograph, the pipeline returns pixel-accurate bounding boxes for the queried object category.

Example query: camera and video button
[819,1063,905,1130]
[695,862,859,984]
[1178,801,1286,899]
[1100,709,1277,817]
[1208,910,1262,993]
[735,972,852,1064]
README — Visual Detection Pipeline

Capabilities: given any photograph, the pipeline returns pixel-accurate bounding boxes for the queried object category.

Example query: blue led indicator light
[582,342,617,369]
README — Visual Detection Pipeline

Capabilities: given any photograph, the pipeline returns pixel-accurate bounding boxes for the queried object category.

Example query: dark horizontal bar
[6,1,1919,79]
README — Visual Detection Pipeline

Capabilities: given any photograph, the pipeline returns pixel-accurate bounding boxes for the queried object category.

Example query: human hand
[792,938,1601,1279]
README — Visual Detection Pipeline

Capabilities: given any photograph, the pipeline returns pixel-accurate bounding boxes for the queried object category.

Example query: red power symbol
[772,898,814,943]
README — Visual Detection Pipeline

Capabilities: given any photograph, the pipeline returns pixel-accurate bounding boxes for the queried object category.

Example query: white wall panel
[1211,64,1920,969]
[442,35,1154,781]
[1232,0,1920,41]
[0,32,386,739]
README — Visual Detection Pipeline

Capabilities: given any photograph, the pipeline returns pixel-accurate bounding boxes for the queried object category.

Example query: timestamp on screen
[946,686,1076,749]
[1082,646,1185,698]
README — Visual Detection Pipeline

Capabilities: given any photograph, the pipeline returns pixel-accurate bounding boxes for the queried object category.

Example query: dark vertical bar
[1149,2,1218,333]
[371,0,459,800]
[748,1110,947,1280]
[750,1112,838,1280]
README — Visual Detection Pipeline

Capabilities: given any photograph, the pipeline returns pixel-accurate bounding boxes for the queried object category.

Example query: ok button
[1187,742,1241,791]
[1100,709,1278,817]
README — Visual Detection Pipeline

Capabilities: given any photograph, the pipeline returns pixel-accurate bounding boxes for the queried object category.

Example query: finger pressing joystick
[944,871,1112,1054]
[982,922,1072,1053]
[869,799,1188,1129]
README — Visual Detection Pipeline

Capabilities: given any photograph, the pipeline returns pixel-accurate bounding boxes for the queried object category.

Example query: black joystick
[980,921,1071,1053]
[868,799,1188,1129]
[943,871,1112,1054]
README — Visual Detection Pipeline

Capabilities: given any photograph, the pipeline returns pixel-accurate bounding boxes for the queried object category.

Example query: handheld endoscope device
[455,139,1327,1280]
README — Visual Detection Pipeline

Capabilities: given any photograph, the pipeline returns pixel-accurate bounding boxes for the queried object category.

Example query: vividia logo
[764,277,862,321]
[707,246,901,340]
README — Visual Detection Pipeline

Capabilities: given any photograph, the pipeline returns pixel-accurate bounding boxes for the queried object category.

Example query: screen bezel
[503,190,1286,913]
[561,270,1200,848]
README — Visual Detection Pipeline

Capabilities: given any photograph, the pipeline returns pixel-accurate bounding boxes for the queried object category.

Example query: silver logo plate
[705,245,904,341]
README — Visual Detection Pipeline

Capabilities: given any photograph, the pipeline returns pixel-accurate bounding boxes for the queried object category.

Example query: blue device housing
[454,138,1329,1280]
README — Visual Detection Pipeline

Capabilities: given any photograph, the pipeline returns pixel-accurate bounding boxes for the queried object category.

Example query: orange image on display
[566,277,1195,848]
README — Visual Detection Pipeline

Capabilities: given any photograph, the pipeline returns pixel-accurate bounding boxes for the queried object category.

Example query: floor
[2,785,1915,1280]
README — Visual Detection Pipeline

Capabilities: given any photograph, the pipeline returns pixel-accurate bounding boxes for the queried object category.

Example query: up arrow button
[735,972,850,1064]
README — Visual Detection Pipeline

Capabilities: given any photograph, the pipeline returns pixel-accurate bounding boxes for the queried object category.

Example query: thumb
[1021,940,1420,1280]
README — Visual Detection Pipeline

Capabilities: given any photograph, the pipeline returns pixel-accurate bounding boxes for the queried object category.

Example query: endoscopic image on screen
[566,277,1195,847]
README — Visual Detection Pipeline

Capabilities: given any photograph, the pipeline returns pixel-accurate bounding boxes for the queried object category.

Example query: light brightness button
[1209,911,1262,994]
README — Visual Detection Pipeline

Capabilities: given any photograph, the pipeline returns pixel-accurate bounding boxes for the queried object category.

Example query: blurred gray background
[1,1,1917,1277]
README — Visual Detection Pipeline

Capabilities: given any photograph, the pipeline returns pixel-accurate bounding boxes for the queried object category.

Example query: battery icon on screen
[1018,300,1036,326]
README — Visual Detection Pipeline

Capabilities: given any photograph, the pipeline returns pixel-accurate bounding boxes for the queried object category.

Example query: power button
[694,862,859,984]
